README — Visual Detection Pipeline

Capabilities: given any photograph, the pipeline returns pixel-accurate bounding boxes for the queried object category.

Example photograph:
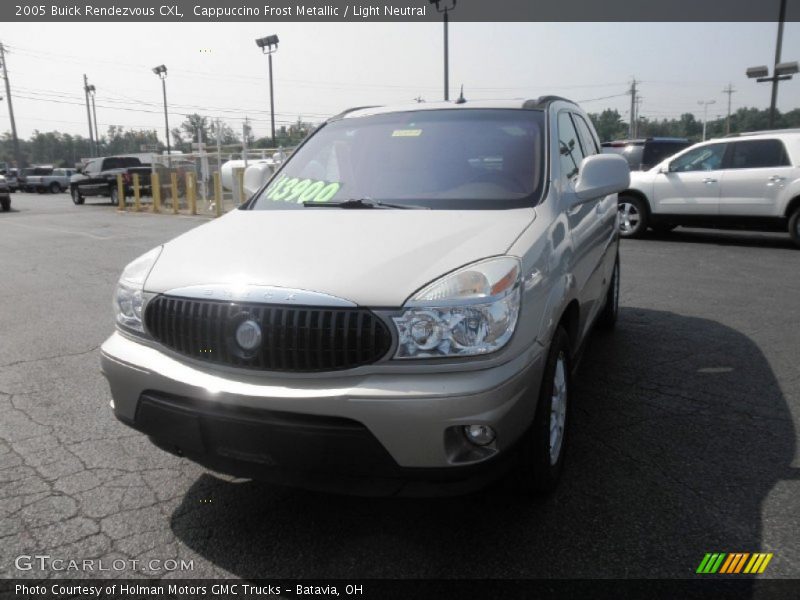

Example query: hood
[145,208,535,306]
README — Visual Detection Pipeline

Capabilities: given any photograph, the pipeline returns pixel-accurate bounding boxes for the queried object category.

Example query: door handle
[702,178,717,184]
[768,175,786,184]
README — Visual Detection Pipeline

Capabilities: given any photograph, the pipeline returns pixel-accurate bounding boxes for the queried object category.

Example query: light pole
[255,35,279,147]
[152,64,171,158]
[429,0,457,101]
[746,0,797,128]
[86,84,99,154]
[698,100,716,141]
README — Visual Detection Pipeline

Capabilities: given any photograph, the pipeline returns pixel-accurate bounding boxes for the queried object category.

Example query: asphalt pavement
[1,192,798,580]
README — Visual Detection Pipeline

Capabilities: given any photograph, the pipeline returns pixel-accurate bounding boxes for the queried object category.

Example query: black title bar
[4,0,800,23]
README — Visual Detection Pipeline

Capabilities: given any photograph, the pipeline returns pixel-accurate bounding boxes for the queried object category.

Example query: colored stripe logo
[697,553,773,574]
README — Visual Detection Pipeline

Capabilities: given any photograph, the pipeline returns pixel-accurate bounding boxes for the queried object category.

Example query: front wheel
[515,326,572,494]
[789,208,800,248]
[49,182,61,194]
[71,187,84,205]
[617,196,649,238]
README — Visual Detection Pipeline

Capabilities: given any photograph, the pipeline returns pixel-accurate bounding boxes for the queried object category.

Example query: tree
[209,120,239,145]
[588,109,628,142]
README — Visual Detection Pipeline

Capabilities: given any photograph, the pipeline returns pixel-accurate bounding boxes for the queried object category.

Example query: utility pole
[88,85,99,154]
[769,0,788,128]
[634,94,643,138]
[83,74,95,156]
[242,117,249,168]
[698,100,716,141]
[628,78,637,138]
[430,1,456,101]
[0,43,23,168]
[722,83,736,135]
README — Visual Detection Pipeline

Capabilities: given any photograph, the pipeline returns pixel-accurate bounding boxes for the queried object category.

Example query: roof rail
[328,105,381,121]
[523,95,578,110]
[729,128,800,137]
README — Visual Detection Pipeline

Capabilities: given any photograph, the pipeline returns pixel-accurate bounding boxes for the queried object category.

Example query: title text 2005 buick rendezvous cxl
[101,98,630,496]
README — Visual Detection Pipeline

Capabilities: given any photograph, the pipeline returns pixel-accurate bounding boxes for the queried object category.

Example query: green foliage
[253,117,315,149]
[588,106,800,143]
[0,127,162,167]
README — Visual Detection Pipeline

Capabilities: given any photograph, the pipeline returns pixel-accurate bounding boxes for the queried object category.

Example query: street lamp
[152,64,171,158]
[698,100,716,141]
[429,0,457,101]
[255,34,279,147]
[86,84,99,154]
[746,0,796,128]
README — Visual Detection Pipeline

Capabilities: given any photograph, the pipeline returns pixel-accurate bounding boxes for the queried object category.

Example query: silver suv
[101,98,629,496]
[618,130,800,246]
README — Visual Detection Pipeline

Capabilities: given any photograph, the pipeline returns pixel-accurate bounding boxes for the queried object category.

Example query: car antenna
[455,85,466,104]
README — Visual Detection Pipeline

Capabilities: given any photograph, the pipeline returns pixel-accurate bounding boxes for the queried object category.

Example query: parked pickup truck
[19,166,54,192]
[26,168,78,193]
[70,156,152,205]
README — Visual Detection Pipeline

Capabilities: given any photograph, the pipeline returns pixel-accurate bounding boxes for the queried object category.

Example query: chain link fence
[115,148,294,216]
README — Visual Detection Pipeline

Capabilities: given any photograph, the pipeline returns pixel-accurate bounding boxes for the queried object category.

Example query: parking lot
[1,191,798,579]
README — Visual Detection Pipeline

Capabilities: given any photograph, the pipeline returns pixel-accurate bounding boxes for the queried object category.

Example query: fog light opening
[463,424,496,446]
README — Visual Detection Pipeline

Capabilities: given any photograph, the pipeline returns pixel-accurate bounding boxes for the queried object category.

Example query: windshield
[250,109,545,210]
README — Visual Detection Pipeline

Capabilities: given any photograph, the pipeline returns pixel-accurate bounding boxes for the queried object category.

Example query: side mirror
[658,164,671,174]
[575,154,630,201]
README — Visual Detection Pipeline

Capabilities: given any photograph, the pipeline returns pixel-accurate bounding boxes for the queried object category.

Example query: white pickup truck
[25,168,77,194]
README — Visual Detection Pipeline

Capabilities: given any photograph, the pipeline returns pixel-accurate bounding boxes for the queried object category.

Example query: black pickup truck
[70,156,152,205]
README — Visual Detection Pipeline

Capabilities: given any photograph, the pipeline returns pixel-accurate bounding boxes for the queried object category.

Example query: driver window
[558,112,585,181]
[669,144,726,172]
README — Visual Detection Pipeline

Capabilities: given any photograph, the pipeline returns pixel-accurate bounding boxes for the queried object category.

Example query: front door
[652,142,727,215]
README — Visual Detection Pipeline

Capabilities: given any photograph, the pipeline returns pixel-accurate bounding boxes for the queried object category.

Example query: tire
[597,256,620,331]
[110,186,120,206]
[71,187,84,205]
[1,197,10,212]
[617,195,649,238]
[49,182,61,194]
[790,208,800,248]
[515,326,572,494]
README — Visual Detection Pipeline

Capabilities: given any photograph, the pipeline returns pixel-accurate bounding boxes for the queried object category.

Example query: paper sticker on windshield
[391,129,422,137]
[264,175,341,203]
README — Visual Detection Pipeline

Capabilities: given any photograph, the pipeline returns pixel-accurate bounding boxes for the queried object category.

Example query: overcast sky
[2,22,800,140]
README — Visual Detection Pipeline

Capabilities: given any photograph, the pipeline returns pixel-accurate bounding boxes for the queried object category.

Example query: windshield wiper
[302,198,428,210]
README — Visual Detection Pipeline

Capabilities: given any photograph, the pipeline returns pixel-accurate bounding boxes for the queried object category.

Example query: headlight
[114,246,162,333]
[393,257,521,359]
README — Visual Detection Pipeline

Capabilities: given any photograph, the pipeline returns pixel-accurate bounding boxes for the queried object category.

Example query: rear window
[729,140,790,169]
[103,157,143,169]
[251,109,546,210]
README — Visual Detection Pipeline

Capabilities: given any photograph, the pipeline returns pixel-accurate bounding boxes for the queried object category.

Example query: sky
[2,21,800,141]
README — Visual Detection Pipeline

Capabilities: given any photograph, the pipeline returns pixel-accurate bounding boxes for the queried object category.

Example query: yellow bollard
[236,168,246,204]
[116,174,125,211]
[151,172,161,212]
[170,172,179,214]
[213,171,223,217]
[187,172,197,215]
[132,173,141,212]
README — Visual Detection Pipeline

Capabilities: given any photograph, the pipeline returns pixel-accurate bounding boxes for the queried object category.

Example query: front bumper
[101,332,545,495]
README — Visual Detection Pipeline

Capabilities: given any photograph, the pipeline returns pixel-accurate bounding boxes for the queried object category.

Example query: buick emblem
[235,319,262,351]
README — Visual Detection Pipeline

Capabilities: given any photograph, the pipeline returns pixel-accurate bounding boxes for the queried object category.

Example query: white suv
[618,130,800,247]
